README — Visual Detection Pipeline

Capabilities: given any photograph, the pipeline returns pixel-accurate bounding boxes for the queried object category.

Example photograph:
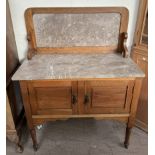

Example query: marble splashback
[33,13,120,47]
[12,53,145,81]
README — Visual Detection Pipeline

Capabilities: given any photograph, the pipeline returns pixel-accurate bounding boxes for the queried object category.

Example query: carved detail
[122,32,129,58]
[27,33,36,60]
[6,132,19,143]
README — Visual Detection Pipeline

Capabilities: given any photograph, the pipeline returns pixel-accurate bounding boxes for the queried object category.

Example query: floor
[6,119,148,155]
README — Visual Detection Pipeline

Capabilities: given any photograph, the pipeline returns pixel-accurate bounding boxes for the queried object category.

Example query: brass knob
[84,94,90,104]
[72,95,77,105]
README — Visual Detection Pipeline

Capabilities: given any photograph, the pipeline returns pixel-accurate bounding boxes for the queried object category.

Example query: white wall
[8,0,139,61]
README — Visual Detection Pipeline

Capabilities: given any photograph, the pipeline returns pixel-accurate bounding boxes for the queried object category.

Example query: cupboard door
[28,81,78,115]
[84,80,134,114]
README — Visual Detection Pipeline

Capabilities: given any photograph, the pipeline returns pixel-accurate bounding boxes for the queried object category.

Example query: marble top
[12,53,145,81]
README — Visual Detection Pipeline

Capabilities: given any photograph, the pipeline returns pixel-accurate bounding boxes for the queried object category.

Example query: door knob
[72,95,77,105]
[84,94,90,104]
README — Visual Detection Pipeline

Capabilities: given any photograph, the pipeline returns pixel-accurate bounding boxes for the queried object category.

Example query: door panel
[92,86,127,108]
[84,80,134,114]
[28,81,78,115]
[36,87,71,109]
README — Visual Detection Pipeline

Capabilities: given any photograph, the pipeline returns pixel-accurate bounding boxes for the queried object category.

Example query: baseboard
[135,119,148,133]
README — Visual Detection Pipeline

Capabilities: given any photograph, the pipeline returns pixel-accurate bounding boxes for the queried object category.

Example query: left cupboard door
[27,81,78,115]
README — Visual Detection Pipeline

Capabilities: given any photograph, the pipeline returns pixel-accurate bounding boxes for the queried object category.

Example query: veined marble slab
[33,13,120,47]
[12,53,145,81]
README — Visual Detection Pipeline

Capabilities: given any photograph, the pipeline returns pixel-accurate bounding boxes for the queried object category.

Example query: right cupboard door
[84,80,135,114]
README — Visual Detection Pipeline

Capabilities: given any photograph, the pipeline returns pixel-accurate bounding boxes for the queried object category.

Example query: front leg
[124,126,132,149]
[124,78,143,149]
[16,142,24,153]
[30,128,38,151]
[20,81,39,151]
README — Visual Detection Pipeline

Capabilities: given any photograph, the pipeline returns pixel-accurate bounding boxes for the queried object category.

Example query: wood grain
[132,48,148,131]
[127,78,143,128]
[20,81,34,129]
[133,0,148,48]
[131,0,148,131]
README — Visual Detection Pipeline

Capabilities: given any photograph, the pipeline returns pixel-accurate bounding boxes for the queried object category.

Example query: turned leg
[7,133,24,153]
[15,133,23,153]
[124,127,132,149]
[20,82,40,151]
[16,142,23,153]
[30,128,38,151]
